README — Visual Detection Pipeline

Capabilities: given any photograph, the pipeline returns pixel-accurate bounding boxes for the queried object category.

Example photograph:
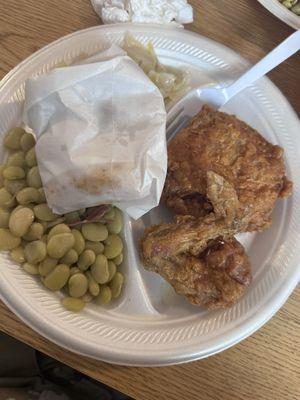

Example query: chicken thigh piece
[163,105,292,232]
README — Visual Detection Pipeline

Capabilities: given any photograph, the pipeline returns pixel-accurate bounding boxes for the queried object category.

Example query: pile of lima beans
[0,127,124,312]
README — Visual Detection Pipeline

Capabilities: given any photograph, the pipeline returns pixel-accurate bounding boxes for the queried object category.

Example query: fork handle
[225,30,300,100]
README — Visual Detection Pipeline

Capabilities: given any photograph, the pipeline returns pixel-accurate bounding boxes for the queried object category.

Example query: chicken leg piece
[142,236,251,309]
[141,171,252,309]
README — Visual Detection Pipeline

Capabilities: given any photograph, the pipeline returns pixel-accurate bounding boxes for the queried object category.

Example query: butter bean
[25,147,37,167]
[10,246,25,263]
[109,272,124,299]
[68,273,88,298]
[22,222,44,241]
[4,127,25,150]
[62,297,85,312]
[60,249,78,265]
[23,262,39,275]
[113,253,123,266]
[96,286,112,305]
[106,208,123,234]
[90,254,109,284]
[38,257,57,276]
[24,240,47,264]
[9,207,34,237]
[47,233,75,259]
[3,166,25,180]
[0,228,21,250]
[107,260,117,282]
[43,264,70,291]
[26,166,42,188]
[71,229,85,255]
[103,234,123,259]
[81,223,108,242]
[33,203,57,221]
[78,249,95,271]
[0,188,14,208]
[7,151,25,167]
[16,187,40,204]
[0,208,10,228]
[20,133,35,152]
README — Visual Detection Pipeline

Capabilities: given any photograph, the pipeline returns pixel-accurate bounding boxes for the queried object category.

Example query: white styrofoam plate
[0,24,299,366]
[257,0,300,29]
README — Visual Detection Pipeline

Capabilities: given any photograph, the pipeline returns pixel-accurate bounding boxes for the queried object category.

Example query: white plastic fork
[167,30,300,141]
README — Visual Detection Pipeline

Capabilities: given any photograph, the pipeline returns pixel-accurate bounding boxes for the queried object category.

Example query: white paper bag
[23,46,167,219]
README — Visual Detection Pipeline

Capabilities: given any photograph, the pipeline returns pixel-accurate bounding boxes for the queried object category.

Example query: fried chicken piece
[163,105,292,232]
[142,232,251,309]
[141,175,251,309]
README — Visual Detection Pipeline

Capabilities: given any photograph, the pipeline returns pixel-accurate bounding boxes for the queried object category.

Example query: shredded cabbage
[123,33,190,103]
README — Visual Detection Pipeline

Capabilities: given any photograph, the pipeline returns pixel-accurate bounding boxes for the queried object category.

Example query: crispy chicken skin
[142,235,251,309]
[163,105,292,232]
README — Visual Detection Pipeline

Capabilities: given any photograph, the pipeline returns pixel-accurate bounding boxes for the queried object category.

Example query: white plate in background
[0,24,299,366]
[257,0,300,29]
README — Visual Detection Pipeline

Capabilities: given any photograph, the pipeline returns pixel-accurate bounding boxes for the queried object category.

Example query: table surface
[0,1,299,399]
